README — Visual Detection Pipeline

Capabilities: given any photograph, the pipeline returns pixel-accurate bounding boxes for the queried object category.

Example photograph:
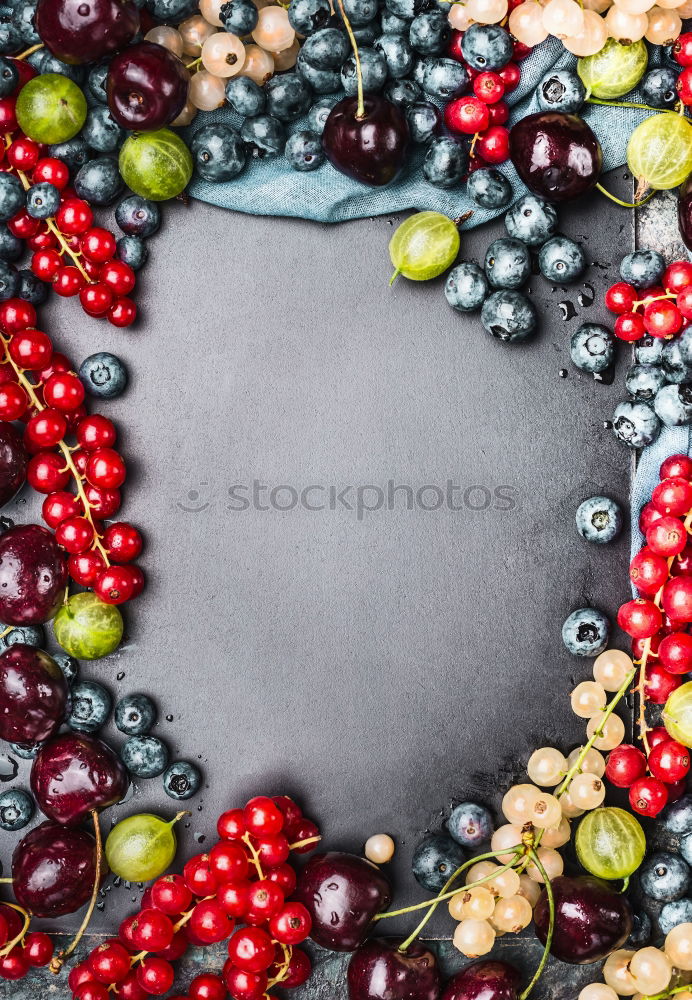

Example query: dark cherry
[441,960,521,1000]
[0,644,67,744]
[107,41,189,130]
[533,876,633,964]
[294,851,392,951]
[12,820,107,918]
[36,0,140,65]
[347,939,440,1000]
[0,523,68,625]
[509,112,602,203]
[31,732,129,826]
[322,96,409,187]
[678,174,692,251]
[0,423,27,507]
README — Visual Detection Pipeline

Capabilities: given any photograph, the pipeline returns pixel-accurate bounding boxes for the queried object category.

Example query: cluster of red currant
[444,28,530,169]
[0,902,53,981]
[605,259,692,342]
[674,32,692,107]
[0,59,137,328]
[0,297,143,605]
[67,796,320,1000]
[608,453,692,817]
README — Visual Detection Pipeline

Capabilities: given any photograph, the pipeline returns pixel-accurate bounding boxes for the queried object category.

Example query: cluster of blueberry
[638,794,692,940]
[444,191,586,342]
[0,635,201,835]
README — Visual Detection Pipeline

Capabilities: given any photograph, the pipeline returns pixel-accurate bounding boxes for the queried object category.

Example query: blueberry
[381,9,410,31]
[296,52,341,93]
[385,0,427,17]
[662,337,692,384]
[375,33,414,77]
[640,852,691,902]
[660,899,692,936]
[406,100,441,143]
[115,195,161,238]
[67,680,112,733]
[504,195,558,247]
[484,237,530,291]
[0,261,18,302]
[241,115,286,157]
[612,401,660,448]
[413,55,431,88]
[9,741,41,759]
[282,129,322,171]
[220,0,258,33]
[536,68,586,113]
[163,760,202,799]
[409,10,449,55]
[635,335,664,367]
[341,48,388,95]
[655,384,692,427]
[0,624,45,649]
[17,1,40,45]
[538,235,586,284]
[620,249,665,290]
[0,224,22,262]
[353,21,379,43]
[49,138,90,174]
[225,76,266,117]
[570,323,614,374]
[467,168,511,210]
[26,182,61,220]
[461,23,513,71]
[17,269,48,306]
[0,788,34,831]
[115,693,157,736]
[423,136,468,188]
[301,28,350,69]
[641,66,678,109]
[562,607,610,656]
[117,235,148,272]
[288,0,332,34]
[663,794,692,836]
[52,651,78,687]
[307,96,339,134]
[0,12,23,54]
[121,735,169,778]
[575,496,622,545]
[0,173,24,222]
[87,61,110,103]
[412,833,465,892]
[625,363,665,402]
[38,51,85,84]
[79,351,128,400]
[480,290,537,343]
[74,156,124,206]
[384,78,422,107]
[264,72,312,122]
[421,57,467,99]
[447,802,494,848]
[341,0,379,25]
[445,261,488,313]
[145,0,198,18]
[81,106,125,154]
[626,911,652,947]
[0,55,18,97]
[191,123,246,181]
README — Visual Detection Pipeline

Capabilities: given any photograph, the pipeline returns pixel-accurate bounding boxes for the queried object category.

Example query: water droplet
[0,755,17,782]
[559,369,568,378]
[165,715,173,722]
[118,783,136,804]
[594,367,615,386]
[558,300,577,321]
[113,876,122,887]
[116,672,125,681]
[578,282,595,307]
[603,420,613,430]
[194,832,206,844]
[96,901,105,912]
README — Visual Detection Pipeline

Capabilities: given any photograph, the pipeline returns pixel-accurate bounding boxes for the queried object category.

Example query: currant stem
[288,835,322,850]
[595,183,656,210]
[518,849,554,1000]
[50,810,103,974]
[16,43,43,61]
[242,832,265,880]
[333,0,365,119]
[0,902,31,959]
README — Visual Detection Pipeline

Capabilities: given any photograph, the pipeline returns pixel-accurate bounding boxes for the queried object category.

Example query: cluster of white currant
[449,0,690,58]
[144,0,297,126]
[580,925,692,999]
[449,649,633,961]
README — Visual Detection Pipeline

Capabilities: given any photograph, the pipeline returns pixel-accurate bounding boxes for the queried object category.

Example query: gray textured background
[2,172,644,996]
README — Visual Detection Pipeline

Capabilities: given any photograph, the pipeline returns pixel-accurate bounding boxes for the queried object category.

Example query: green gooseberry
[53,592,123,660]
[577,39,647,100]
[119,128,193,202]
[105,812,184,882]
[575,806,646,880]
[16,74,88,144]
[389,211,460,283]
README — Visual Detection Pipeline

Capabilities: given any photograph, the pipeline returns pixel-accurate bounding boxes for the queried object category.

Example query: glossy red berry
[473,71,505,103]
[614,312,646,342]
[86,447,126,489]
[678,286,692,319]
[289,818,320,853]
[209,841,249,884]
[0,298,36,334]
[647,515,688,557]
[33,157,70,189]
[644,661,681,704]
[663,576,692,623]
[265,862,297,895]
[136,957,174,996]
[643,299,683,338]
[217,880,250,918]
[222,962,267,1000]
[57,198,93,236]
[675,31,692,65]
[629,547,668,595]
[659,632,692,673]
[255,832,290,867]
[8,208,40,239]
[498,62,520,91]
[102,259,136,296]
[118,970,148,1000]
[95,565,138,604]
[7,137,39,170]
[183,854,218,896]
[27,451,71,493]
[447,29,464,62]
[663,260,692,293]
[661,454,692,480]
[56,516,96,555]
[487,100,509,125]
[0,98,18,134]
[131,909,175,953]
[246,879,284,922]
[189,900,234,945]
[678,66,692,105]
[84,483,121,518]
[80,282,114,318]
[217,808,246,840]
[53,265,87,297]
[24,932,53,968]
[150,875,192,915]
[243,795,284,836]
[268,902,312,944]
[281,948,311,988]
[617,597,663,639]
[475,125,510,163]
[649,739,691,783]
[68,549,106,587]
[9,328,53,371]
[103,521,143,563]
[629,776,669,817]
[640,501,663,534]
[604,744,647,788]
[77,415,117,451]
[0,381,27,421]
[227,926,275,973]
[108,296,137,327]
[89,940,132,984]
[189,972,228,1000]
[444,95,490,134]
[653,477,692,517]
[81,228,117,264]
[32,248,62,282]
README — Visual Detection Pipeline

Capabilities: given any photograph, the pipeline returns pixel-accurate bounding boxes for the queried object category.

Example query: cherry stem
[288,835,322,850]
[16,42,43,61]
[50,810,103,974]
[518,849,554,1000]
[333,0,365,119]
[595,182,655,210]
[0,902,30,959]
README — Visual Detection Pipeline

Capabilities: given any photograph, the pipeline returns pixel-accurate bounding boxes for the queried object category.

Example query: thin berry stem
[518,849,554,1000]
[596,182,656,210]
[586,97,667,113]
[333,0,365,119]
[16,43,43,61]
[288,835,322,850]
[0,902,30,959]
[242,832,265,880]
[50,810,103,973]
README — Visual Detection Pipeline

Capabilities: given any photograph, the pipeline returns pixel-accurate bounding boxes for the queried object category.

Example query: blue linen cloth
[187,36,655,224]
[631,427,692,577]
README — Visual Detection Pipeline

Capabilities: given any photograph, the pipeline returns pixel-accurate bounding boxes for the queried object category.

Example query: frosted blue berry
[625,363,665,402]
[461,23,513,71]
[484,237,531,291]
[504,194,557,247]
[0,624,45,650]
[620,249,665,290]
[115,195,161,238]
[225,76,266,117]
[191,124,246,182]
[115,693,157,736]
[341,48,388,95]
[538,235,586,284]
[562,607,610,657]
[67,680,112,733]
[445,261,488,313]
[52,651,78,687]
[447,802,494,849]
[163,760,202,799]
[220,0,258,33]
[612,401,660,447]
[80,106,125,154]
[406,100,440,143]
[74,156,124,207]
[117,235,148,272]
[288,0,331,34]
[79,351,128,400]
[640,852,690,902]
[480,290,537,343]
[467,168,512,210]
[0,174,24,222]
[409,10,449,55]
[663,794,692,836]
[655,385,692,428]
[423,136,468,188]
[575,496,622,545]
[660,899,692,936]
[241,115,286,157]
[285,130,324,171]
[412,833,465,892]
[0,788,34,831]
[570,323,613,374]
[121,735,169,778]
[536,69,586,113]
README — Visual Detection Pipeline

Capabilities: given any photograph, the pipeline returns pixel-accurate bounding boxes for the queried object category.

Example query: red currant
[80,282,114,318]
[23,932,53,968]
[0,97,18,134]
[189,972,228,1000]
[629,776,669,817]
[218,808,246,840]
[95,565,138,604]
[56,515,96,554]
[281,948,311,988]
[217,880,250,918]
[663,260,692,293]
[617,597,663,639]
[8,208,40,239]
[243,795,284,836]
[103,521,143,563]
[649,739,691,783]
[7,137,39,170]
[289,818,320,853]
[81,227,117,264]
[446,29,464,62]
[644,662,681,704]
[53,265,87,297]
[33,157,70,189]
[102,259,136,296]
[444,95,490,134]
[629,547,668,595]
[25,409,67,451]
[255,832,290,867]
[84,483,121,518]
[647,515,688,557]
[56,198,93,236]
[222,963,267,1000]
[131,909,174,953]
[512,39,532,59]
[498,62,520,91]
[0,381,27,420]
[86,447,126,489]
[77,415,117,451]
[89,940,131,984]
[189,900,234,945]
[473,71,504,104]
[604,744,646,788]
[118,971,148,1000]
[678,66,692,105]
[268,901,312,944]
[605,282,638,314]
[27,451,71,493]
[0,298,36,333]
[32,248,62,282]
[68,549,106,586]
[246,879,284,922]
[614,312,645,342]
[108,296,137,327]
[487,100,509,125]
[643,299,683,338]
[209,841,249,884]
[653,476,692,516]
[150,874,192,915]
[265,862,297,895]
[9,328,53,371]
[675,31,692,64]
[678,286,692,319]
[660,632,692,673]
[227,927,275,973]
[183,854,218,896]
[661,575,692,621]
[475,125,510,163]
[661,454,692,479]
[136,957,174,996]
